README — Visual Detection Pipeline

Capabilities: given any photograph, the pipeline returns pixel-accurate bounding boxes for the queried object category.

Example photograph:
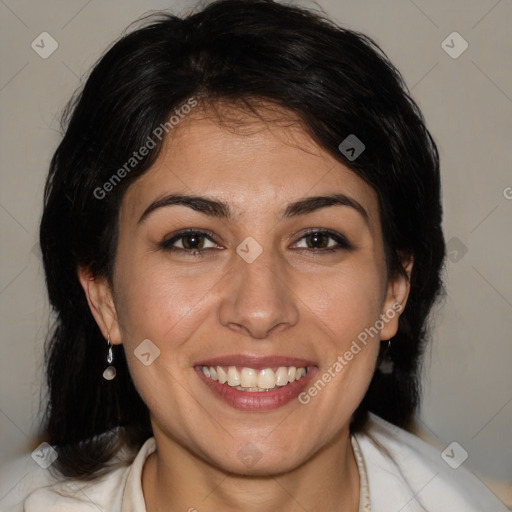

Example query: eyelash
[159,228,354,256]
[159,228,219,257]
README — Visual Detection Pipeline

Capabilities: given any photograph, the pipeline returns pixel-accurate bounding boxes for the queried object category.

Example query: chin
[204,442,309,477]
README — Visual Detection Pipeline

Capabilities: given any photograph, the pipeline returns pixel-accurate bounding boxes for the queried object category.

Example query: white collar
[121,435,372,511]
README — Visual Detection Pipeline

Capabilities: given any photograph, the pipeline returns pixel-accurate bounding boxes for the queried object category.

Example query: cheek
[114,256,221,344]
[293,260,384,416]
[304,259,386,341]
[111,261,217,431]
[112,256,227,409]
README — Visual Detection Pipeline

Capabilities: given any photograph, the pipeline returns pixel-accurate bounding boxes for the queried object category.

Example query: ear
[379,255,413,341]
[77,267,122,345]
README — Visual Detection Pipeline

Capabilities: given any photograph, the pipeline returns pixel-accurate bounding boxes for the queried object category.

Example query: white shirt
[0,413,507,511]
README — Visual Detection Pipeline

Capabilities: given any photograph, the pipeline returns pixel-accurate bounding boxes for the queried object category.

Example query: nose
[218,247,299,339]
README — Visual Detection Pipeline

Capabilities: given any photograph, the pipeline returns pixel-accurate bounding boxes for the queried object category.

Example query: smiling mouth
[199,365,308,392]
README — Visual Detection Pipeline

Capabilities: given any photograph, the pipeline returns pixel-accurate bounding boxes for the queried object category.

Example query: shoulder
[353,413,508,512]
[0,453,127,512]
[0,438,156,511]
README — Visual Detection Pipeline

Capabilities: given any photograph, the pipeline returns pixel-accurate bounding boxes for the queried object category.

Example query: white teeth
[275,366,289,386]
[217,366,227,384]
[227,366,240,386]
[296,367,307,379]
[240,367,258,388]
[257,368,276,389]
[201,365,309,391]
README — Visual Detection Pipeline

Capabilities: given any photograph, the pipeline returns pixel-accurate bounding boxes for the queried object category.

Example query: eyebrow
[137,193,369,224]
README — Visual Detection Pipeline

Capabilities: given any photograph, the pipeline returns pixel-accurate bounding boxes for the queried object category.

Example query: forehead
[120,102,380,225]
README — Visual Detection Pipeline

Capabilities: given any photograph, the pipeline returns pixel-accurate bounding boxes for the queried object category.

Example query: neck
[141,428,360,512]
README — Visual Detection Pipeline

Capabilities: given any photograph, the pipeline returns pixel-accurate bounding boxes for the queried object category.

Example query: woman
[0,0,507,510]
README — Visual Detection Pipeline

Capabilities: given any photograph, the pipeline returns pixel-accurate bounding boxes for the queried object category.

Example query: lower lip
[195,367,318,411]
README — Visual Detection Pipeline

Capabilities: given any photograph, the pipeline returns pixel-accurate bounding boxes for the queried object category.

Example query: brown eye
[160,229,220,253]
[292,229,354,252]
[304,232,331,249]
[181,233,206,249]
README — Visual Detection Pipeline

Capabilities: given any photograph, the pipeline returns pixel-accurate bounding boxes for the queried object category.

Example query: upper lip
[194,354,317,370]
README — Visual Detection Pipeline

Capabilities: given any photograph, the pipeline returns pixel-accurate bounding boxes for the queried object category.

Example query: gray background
[1,0,511,505]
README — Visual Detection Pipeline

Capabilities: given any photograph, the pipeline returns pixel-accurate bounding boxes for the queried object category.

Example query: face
[81,103,410,476]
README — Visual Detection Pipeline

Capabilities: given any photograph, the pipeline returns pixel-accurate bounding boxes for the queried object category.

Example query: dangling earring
[379,339,394,374]
[102,334,117,380]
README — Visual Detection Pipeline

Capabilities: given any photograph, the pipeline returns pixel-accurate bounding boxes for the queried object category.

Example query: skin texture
[79,103,412,512]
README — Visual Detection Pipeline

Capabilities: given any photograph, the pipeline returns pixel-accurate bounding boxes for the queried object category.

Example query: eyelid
[290,228,354,250]
[159,228,222,250]
[159,228,353,254]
